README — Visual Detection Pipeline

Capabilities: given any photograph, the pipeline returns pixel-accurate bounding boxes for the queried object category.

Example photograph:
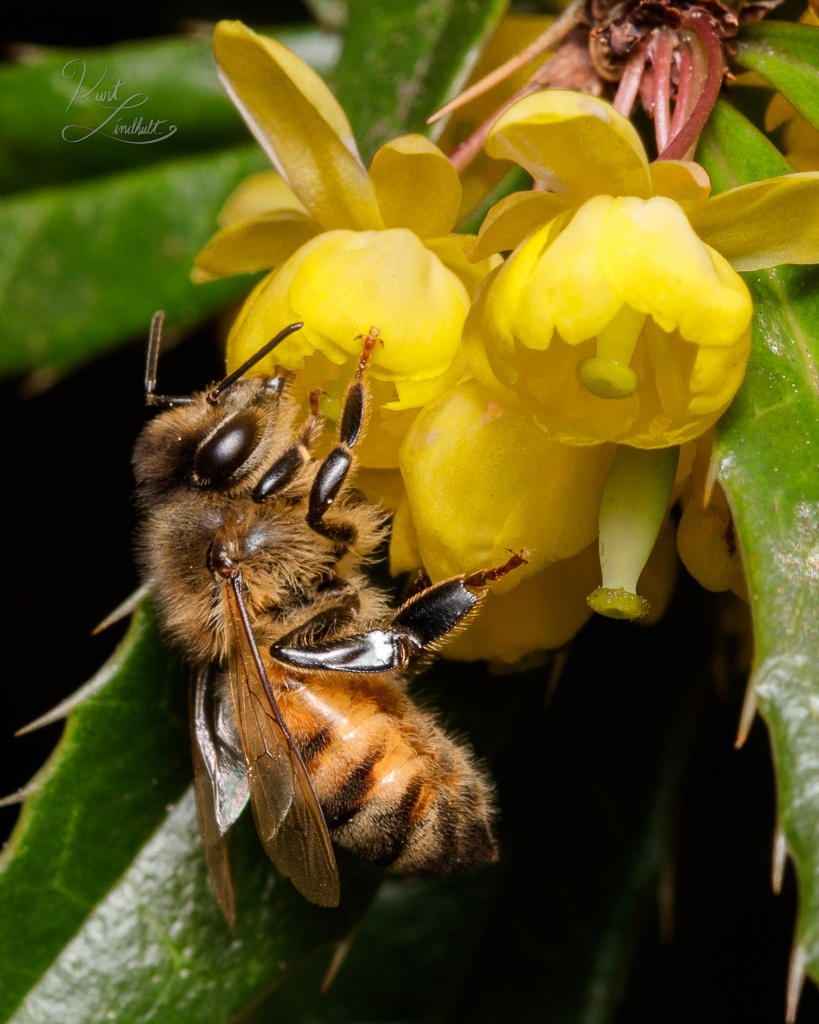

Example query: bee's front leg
[269,552,527,674]
[305,333,378,552]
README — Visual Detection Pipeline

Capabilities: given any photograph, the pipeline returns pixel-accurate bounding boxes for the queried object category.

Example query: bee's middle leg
[252,390,324,502]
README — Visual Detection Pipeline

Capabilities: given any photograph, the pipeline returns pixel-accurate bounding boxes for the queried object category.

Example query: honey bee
[133,312,525,922]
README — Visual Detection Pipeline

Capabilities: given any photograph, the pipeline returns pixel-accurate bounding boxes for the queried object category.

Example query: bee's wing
[190,663,249,929]
[222,578,340,908]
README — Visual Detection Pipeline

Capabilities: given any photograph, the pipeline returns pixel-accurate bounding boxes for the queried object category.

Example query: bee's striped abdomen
[281,670,497,877]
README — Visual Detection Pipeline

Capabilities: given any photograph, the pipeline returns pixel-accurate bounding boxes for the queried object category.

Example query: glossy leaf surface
[0,603,190,1020]
[699,100,819,989]
[733,22,819,132]
[0,29,340,193]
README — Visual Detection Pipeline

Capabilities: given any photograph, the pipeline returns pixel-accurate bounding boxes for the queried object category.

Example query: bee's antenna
[207,322,304,406]
[144,311,195,409]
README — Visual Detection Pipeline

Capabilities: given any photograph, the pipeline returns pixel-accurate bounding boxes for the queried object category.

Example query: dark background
[1,4,818,1022]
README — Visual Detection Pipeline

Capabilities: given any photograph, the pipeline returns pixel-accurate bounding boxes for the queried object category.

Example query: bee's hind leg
[269,552,527,674]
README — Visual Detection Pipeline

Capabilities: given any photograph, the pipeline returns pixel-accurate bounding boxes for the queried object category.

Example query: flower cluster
[197,19,819,665]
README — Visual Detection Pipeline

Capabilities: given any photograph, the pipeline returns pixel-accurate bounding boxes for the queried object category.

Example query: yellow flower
[464,90,819,447]
[388,377,621,662]
[194,21,494,438]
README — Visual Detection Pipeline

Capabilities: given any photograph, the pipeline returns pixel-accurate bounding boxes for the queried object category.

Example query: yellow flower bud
[677,482,744,593]
[399,379,615,586]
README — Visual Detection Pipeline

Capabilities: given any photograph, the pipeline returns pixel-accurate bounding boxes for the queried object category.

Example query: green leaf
[699,100,819,997]
[0,602,190,1020]
[333,0,508,164]
[247,872,501,1023]
[0,28,341,194]
[0,144,267,376]
[0,25,342,379]
[0,601,380,1024]
[734,21,819,133]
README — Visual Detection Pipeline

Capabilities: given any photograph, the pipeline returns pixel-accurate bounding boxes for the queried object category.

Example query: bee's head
[132,313,301,503]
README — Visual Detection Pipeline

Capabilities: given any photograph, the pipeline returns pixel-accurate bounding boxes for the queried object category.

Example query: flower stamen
[613,41,648,118]
[652,28,676,154]
[579,306,646,399]
[659,14,724,160]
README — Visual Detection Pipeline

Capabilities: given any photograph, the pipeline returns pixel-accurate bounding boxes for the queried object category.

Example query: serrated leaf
[0,28,341,194]
[734,22,819,133]
[333,0,508,164]
[699,100,819,991]
[0,144,267,376]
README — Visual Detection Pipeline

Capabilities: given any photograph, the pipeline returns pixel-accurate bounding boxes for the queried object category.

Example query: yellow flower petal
[686,329,751,416]
[192,211,320,282]
[597,197,752,346]
[487,91,652,204]
[765,92,797,132]
[399,379,615,584]
[462,266,521,401]
[483,212,571,357]
[369,135,461,239]
[226,235,330,373]
[423,234,496,298]
[783,116,819,171]
[440,543,600,664]
[355,468,406,511]
[649,160,712,203]
[213,21,382,231]
[688,173,819,270]
[465,190,571,262]
[218,170,306,228]
[389,496,424,575]
[514,196,623,347]
[385,352,467,412]
[287,228,470,383]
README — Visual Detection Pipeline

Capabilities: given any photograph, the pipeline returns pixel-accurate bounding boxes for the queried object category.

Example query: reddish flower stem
[668,38,693,140]
[613,42,647,117]
[658,14,724,161]
[653,29,675,153]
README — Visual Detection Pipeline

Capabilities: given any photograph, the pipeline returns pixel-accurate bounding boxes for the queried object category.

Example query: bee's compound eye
[195,412,261,485]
